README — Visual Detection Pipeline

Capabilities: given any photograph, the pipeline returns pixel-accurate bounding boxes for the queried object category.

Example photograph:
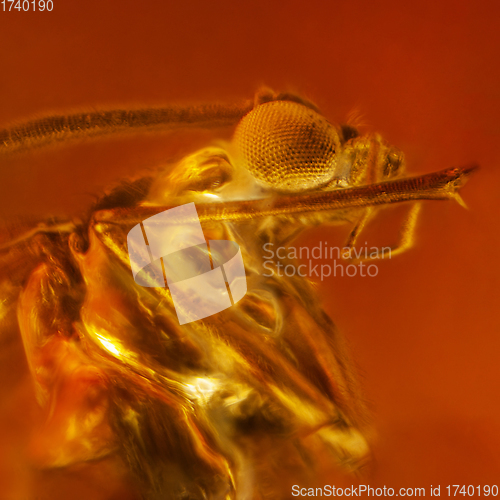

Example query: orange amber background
[0,0,499,497]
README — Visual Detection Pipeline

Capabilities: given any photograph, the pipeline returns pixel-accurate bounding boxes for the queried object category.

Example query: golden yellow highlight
[0,92,476,499]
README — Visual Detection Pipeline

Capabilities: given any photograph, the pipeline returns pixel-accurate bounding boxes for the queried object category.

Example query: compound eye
[233,101,342,192]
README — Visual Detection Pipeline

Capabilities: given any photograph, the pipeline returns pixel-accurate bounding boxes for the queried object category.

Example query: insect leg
[379,201,422,259]
[342,202,422,262]
[341,208,375,259]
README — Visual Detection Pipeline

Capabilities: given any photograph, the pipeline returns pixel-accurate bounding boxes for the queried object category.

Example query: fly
[0,89,476,500]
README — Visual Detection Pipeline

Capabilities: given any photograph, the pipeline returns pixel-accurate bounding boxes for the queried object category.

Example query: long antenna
[0,101,254,154]
[93,165,478,225]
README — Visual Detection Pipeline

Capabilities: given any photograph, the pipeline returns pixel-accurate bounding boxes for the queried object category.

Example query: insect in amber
[0,89,476,499]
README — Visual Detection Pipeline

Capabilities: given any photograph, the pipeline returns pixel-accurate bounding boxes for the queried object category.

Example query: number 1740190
[446,486,499,496]
[1,0,53,11]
